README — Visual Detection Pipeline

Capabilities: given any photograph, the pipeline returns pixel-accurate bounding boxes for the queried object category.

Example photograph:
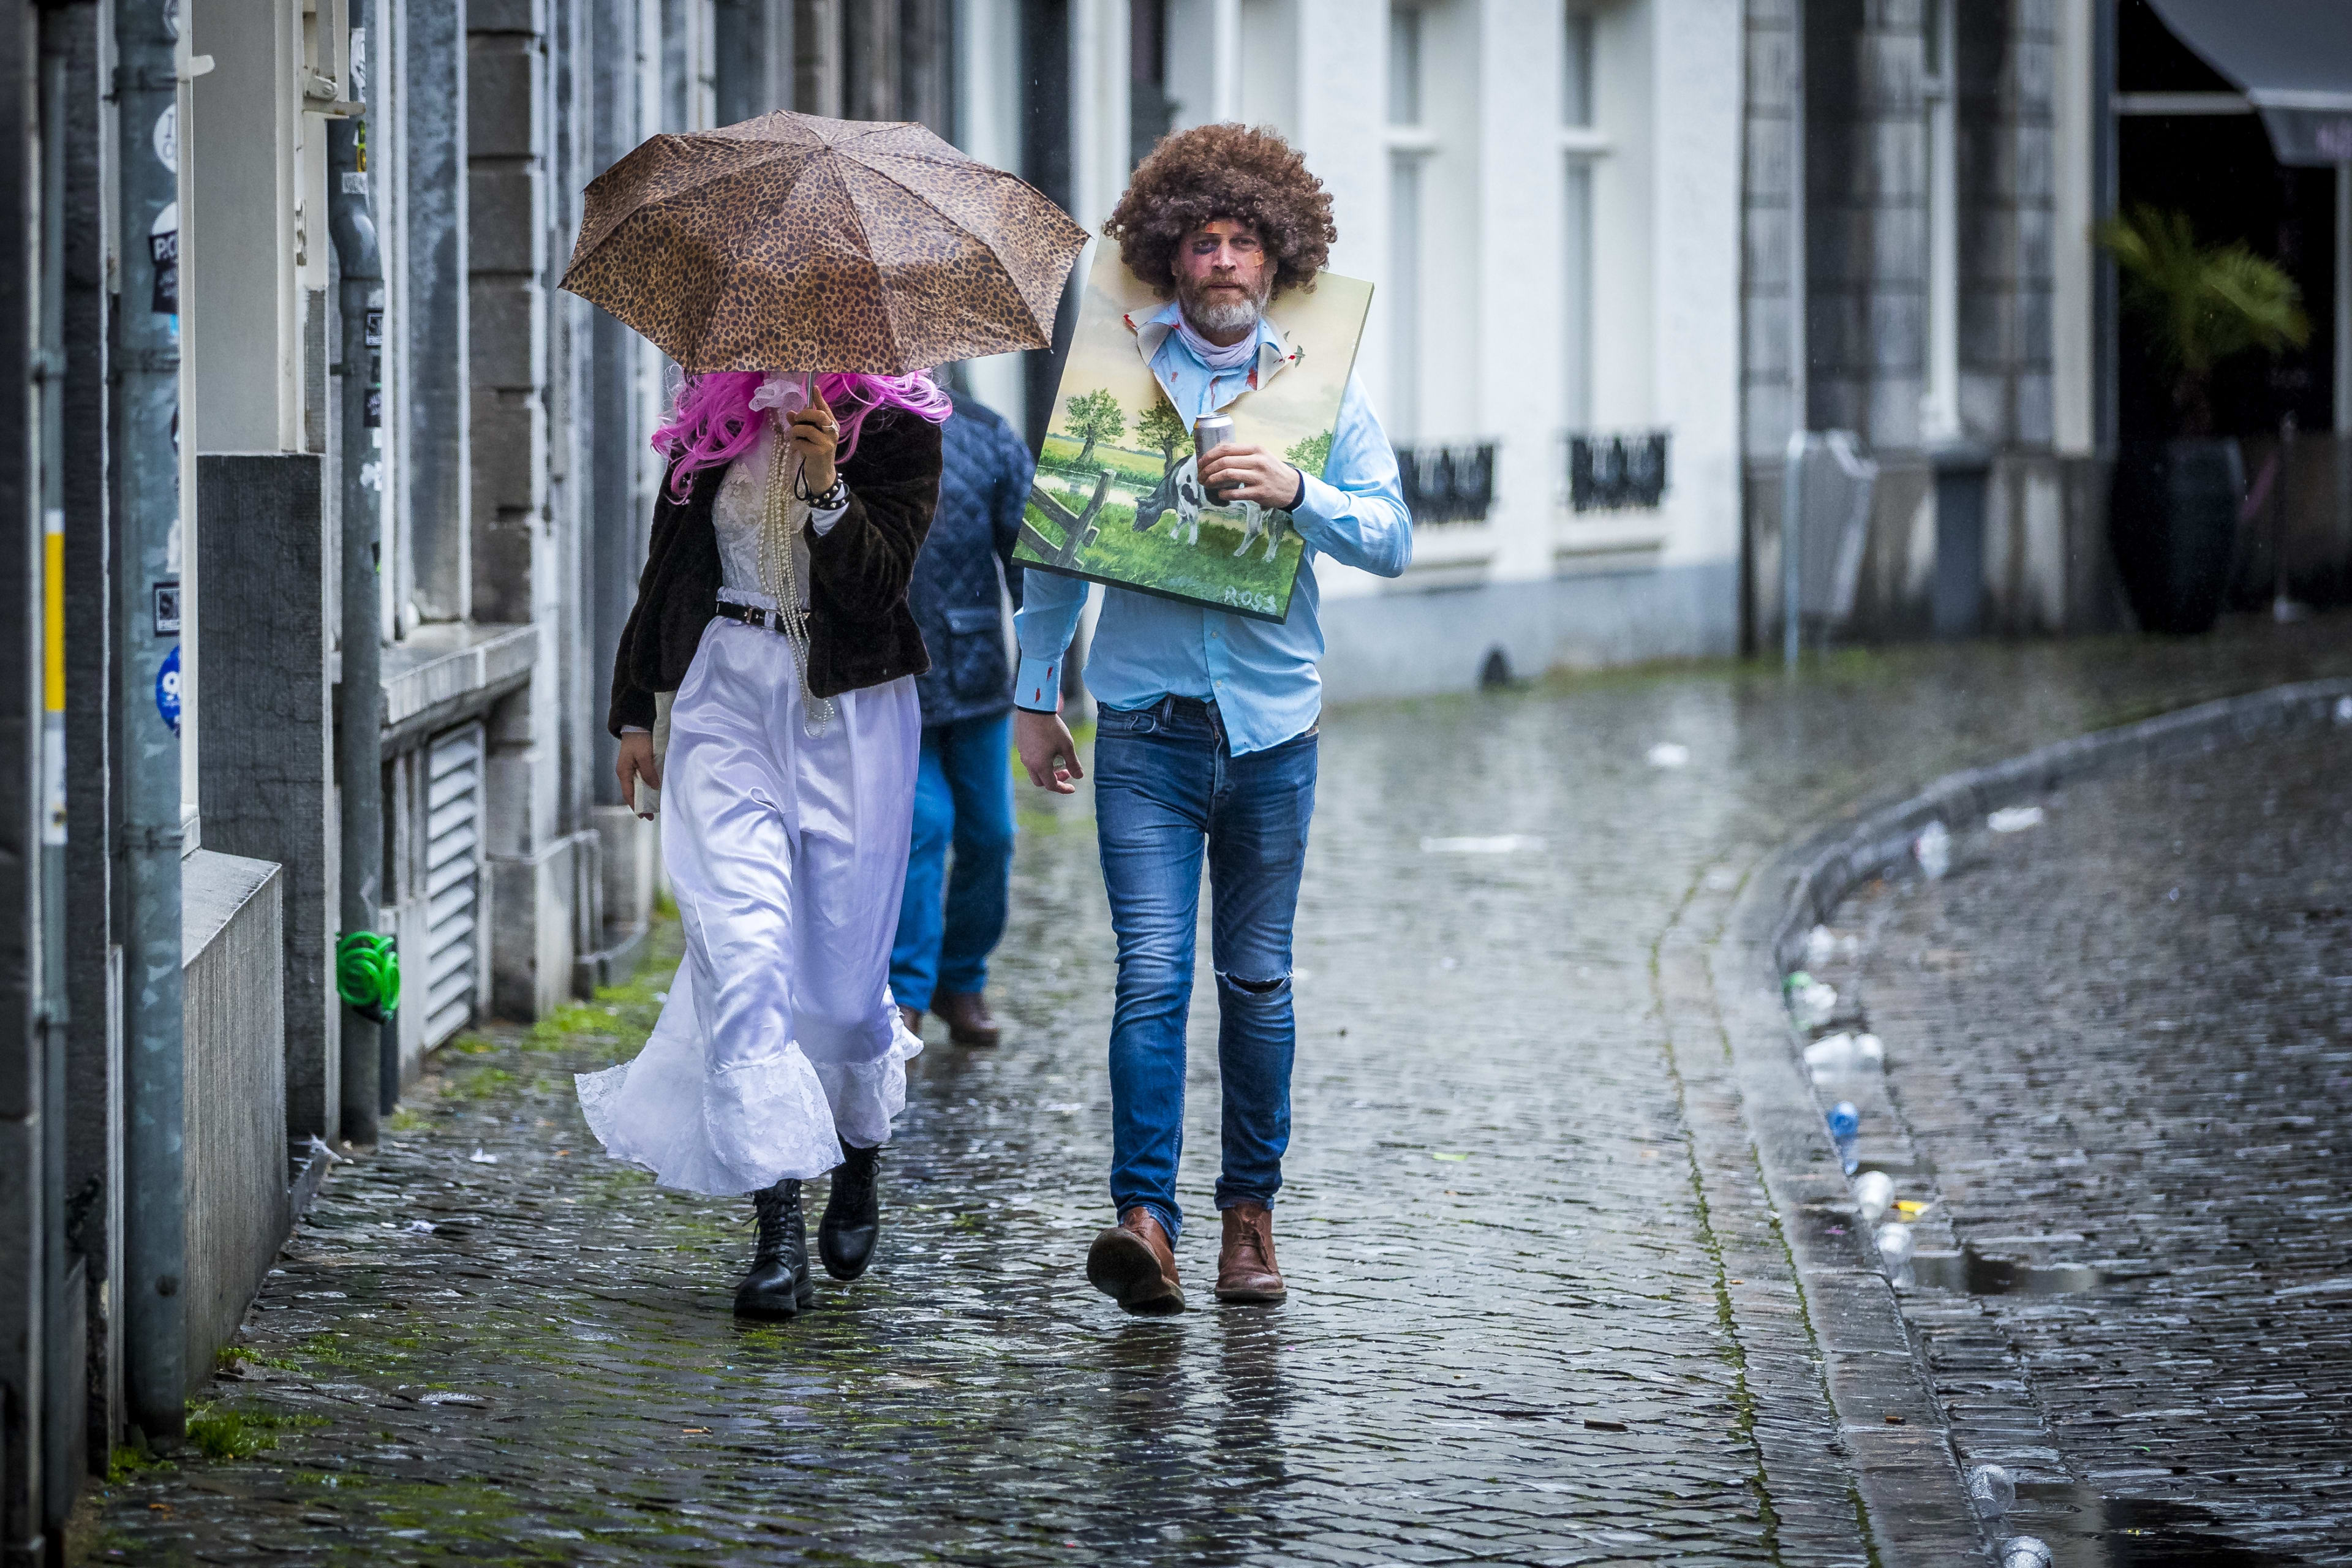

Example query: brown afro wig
[1106,123,1336,298]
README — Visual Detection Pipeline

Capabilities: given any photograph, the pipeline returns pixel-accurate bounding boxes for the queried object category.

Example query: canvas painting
[1013,252,1373,622]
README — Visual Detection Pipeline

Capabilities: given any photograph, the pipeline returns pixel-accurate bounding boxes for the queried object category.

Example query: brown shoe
[1085,1208,1185,1314]
[933,990,1000,1048]
[1215,1203,1286,1304]
[898,1004,925,1039]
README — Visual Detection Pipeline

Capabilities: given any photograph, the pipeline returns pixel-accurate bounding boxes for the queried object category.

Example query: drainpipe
[1781,0,1809,673]
[328,108,383,1141]
[2335,162,2349,571]
[115,0,186,1441]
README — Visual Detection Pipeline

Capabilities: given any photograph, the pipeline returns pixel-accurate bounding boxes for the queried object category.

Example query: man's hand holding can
[1194,413,1307,512]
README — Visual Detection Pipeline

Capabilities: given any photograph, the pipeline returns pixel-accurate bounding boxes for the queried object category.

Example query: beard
[1177,269,1272,337]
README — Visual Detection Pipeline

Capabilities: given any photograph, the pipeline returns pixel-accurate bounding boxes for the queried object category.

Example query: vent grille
[421,724,484,1046]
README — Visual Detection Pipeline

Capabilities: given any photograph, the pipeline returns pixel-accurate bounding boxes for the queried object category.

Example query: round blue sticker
[157,644,181,734]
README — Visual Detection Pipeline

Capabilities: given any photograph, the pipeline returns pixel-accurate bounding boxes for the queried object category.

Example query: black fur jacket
[606,407,943,736]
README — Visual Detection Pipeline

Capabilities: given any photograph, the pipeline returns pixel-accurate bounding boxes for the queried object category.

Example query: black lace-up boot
[818,1143,882,1281]
[734,1178,814,1319]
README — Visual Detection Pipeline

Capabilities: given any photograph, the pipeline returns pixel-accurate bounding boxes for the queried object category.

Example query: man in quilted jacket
[889,390,1033,1047]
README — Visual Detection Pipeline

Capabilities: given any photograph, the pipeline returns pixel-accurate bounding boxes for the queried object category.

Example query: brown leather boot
[1085,1208,1185,1314]
[897,1004,925,1039]
[1215,1203,1286,1304]
[932,990,1000,1047]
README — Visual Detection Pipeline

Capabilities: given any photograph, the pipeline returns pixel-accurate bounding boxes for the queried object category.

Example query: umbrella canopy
[561,111,1090,374]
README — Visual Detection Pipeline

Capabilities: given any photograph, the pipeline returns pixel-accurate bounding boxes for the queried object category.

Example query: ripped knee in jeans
[1219,971,1289,995]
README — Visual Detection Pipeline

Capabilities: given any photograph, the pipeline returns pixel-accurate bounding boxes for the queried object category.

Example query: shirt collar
[1126,300,1297,399]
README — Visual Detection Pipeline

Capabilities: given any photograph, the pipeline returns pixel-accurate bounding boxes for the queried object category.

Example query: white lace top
[711,420,848,611]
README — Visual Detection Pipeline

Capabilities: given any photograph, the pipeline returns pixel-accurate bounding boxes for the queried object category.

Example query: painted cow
[1134,454,1293,560]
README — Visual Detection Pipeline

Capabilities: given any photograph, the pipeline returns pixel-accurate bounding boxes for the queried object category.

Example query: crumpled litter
[1420,834,1545,854]
[1913,820,1951,880]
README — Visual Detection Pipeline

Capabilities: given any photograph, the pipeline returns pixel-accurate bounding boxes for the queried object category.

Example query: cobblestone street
[95,622,2352,1566]
[1825,714,2352,1565]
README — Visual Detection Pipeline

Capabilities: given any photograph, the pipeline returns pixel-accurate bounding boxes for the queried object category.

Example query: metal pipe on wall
[1782,0,1808,672]
[3,0,54,1546]
[114,0,187,1443]
[36,32,85,1535]
[329,106,384,1142]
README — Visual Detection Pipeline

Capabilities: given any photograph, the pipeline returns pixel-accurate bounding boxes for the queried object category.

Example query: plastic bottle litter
[1999,1537,2052,1568]
[1828,1101,1861,1174]
[1988,805,2044,833]
[1785,971,1839,1028]
[1875,1221,1915,1267]
[1803,924,1862,967]
[1969,1463,2017,1515]
[1853,1170,1894,1226]
[1804,1032,1856,1068]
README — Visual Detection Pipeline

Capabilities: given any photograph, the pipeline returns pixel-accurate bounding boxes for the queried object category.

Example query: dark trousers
[889,711,1016,1012]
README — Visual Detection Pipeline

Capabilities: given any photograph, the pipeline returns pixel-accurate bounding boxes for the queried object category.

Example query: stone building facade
[1744,0,2125,649]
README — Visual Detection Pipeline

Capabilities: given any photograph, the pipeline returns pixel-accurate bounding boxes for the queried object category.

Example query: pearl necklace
[757,417,835,739]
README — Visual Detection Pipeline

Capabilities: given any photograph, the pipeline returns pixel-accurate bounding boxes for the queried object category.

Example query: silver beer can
[1193,413,1236,502]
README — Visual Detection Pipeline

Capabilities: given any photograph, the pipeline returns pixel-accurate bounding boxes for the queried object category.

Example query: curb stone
[1713,676,2352,1567]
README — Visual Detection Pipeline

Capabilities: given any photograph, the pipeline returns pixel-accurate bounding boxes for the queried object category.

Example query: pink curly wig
[652,371,953,498]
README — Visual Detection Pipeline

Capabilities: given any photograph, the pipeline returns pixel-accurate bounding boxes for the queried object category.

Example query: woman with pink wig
[575,366,951,1321]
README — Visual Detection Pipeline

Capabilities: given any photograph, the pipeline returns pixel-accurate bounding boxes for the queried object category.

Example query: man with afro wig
[1012,123,1412,1314]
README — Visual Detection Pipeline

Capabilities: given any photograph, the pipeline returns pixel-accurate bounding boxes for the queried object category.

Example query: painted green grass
[1036,434,1173,487]
[1015,478,1304,620]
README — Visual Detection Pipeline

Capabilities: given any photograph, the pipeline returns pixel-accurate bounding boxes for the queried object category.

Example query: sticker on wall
[156,644,181,734]
[149,202,178,316]
[153,104,175,175]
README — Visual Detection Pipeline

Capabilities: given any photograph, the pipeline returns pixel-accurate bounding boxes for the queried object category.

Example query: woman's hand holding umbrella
[787,382,840,494]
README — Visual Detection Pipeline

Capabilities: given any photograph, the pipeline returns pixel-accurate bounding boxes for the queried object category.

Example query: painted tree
[1062,389,1126,465]
[1137,394,1193,476]
[1284,428,1334,479]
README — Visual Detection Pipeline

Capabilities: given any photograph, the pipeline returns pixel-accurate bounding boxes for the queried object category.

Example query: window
[1921,0,1959,440]
[1563,6,1593,129]
[1562,5,1601,439]
[1389,5,1427,439]
[1390,6,1422,127]
[1130,0,1174,168]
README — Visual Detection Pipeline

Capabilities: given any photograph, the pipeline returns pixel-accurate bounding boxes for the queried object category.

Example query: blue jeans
[889,712,1016,1013]
[1093,696,1317,1241]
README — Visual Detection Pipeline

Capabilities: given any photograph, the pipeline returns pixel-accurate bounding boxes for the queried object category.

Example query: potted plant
[2097,205,2309,633]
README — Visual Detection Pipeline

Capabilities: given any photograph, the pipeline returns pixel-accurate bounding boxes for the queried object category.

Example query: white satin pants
[577,617,924,1195]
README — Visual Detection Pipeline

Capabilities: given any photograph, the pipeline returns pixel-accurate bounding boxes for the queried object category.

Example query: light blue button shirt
[1012,300,1412,755]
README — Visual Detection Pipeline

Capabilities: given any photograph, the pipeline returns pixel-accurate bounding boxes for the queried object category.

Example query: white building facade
[961,0,1751,693]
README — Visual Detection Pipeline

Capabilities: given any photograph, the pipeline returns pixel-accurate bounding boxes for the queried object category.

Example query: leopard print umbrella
[560,110,1090,373]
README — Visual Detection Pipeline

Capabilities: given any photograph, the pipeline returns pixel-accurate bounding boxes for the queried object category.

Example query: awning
[2148,0,2352,164]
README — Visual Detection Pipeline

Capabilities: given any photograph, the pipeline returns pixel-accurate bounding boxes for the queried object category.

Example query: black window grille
[1395,442,1496,525]
[1566,430,1670,511]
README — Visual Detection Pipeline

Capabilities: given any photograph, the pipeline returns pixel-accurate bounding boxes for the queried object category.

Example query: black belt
[715,599,790,631]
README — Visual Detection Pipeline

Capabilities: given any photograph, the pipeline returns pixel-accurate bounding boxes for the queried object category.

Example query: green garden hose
[336,932,401,1024]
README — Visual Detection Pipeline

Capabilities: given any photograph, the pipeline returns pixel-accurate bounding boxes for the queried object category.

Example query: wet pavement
[1819,716,2352,1566]
[95,618,2352,1566]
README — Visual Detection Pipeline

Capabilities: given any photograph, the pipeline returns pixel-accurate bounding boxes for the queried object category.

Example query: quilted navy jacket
[909,399,1033,728]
